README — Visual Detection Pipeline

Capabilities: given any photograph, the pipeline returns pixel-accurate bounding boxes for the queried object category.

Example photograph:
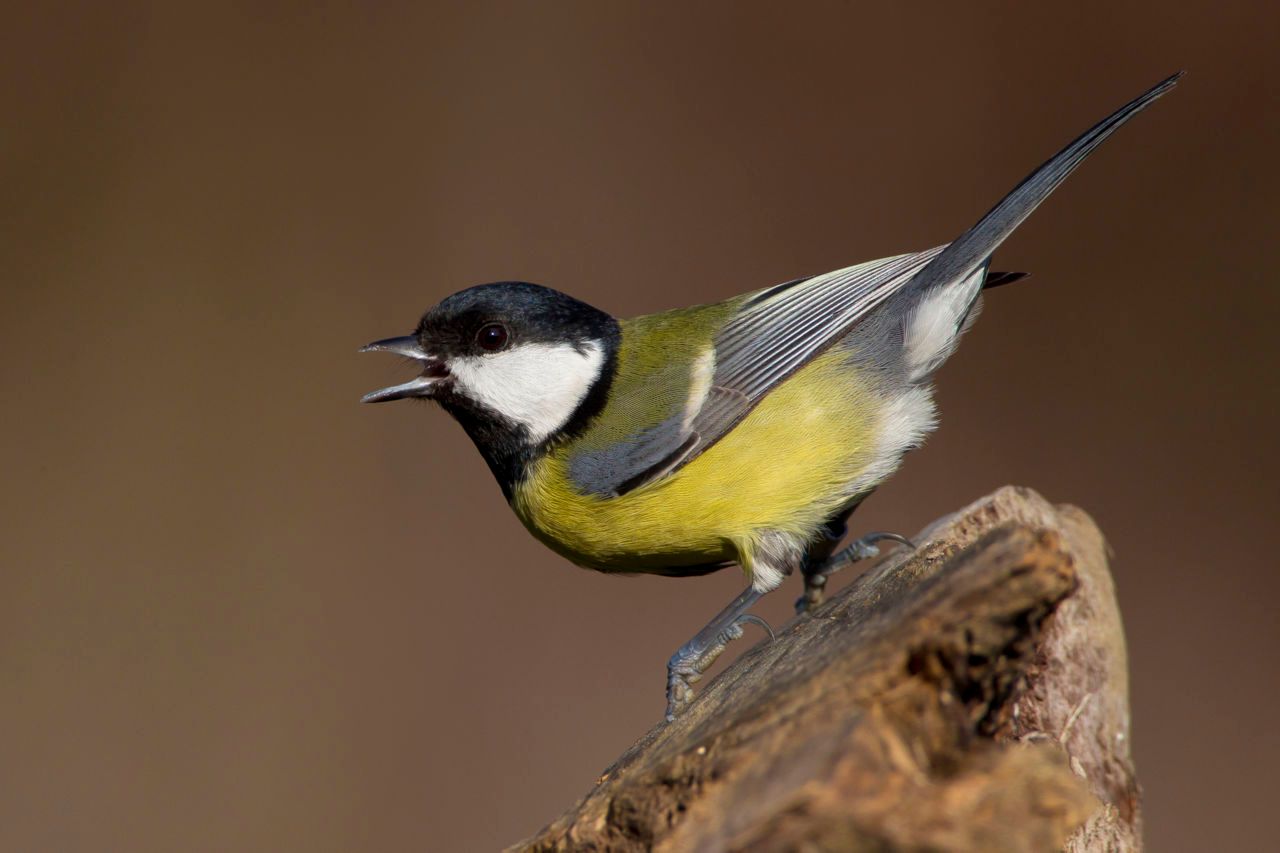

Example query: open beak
[358,335,449,403]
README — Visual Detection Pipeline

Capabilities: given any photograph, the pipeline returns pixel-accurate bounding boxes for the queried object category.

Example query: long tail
[901,71,1183,302]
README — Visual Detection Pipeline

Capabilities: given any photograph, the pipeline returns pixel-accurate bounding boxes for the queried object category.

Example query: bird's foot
[665,588,773,722]
[795,531,914,614]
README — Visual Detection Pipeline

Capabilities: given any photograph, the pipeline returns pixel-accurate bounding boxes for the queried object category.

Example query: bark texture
[512,487,1139,852]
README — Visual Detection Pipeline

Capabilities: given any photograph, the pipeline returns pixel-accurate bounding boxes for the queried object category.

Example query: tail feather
[897,72,1181,383]
[903,71,1183,303]
[983,270,1029,290]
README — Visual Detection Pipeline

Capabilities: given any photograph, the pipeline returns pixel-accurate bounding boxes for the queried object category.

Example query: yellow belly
[512,349,882,572]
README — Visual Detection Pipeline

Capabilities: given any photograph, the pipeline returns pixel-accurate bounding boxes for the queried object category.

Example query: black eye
[476,322,509,352]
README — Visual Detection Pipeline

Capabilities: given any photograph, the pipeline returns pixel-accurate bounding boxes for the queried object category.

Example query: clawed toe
[734,613,775,642]
[664,588,774,721]
[796,530,915,614]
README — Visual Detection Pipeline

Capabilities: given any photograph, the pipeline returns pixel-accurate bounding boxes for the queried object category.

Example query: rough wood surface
[511,487,1139,852]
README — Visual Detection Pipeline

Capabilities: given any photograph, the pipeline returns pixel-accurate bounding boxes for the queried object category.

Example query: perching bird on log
[360,73,1181,721]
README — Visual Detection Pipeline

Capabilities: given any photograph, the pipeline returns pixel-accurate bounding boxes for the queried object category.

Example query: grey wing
[584,71,1182,498]
[688,248,944,443]
[591,249,943,497]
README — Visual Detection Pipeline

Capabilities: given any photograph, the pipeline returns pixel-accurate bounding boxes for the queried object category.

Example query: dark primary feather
[570,73,1182,498]
[982,271,1029,290]
[893,71,1183,306]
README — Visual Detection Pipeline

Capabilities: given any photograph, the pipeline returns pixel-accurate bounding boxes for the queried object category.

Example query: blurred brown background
[3,2,1276,851]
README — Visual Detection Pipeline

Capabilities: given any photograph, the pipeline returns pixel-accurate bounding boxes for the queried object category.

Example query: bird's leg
[666,585,773,722]
[795,515,850,613]
[797,530,914,614]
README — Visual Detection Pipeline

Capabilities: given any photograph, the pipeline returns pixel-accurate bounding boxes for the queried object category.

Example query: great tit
[361,73,1180,721]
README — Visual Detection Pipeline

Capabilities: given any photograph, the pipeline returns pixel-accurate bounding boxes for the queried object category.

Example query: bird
[360,73,1181,721]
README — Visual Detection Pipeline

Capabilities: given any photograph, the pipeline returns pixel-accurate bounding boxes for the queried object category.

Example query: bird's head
[360,282,620,449]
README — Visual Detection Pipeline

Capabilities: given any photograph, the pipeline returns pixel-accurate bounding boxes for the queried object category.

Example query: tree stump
[511,487,1140,852]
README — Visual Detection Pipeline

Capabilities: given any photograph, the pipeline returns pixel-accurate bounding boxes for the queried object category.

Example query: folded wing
[569,72,1182,498]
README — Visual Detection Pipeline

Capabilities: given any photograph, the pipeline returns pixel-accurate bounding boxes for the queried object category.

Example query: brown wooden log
[511,487,1139,852]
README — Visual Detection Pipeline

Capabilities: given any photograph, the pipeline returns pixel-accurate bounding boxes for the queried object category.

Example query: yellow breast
[512,348,882,572]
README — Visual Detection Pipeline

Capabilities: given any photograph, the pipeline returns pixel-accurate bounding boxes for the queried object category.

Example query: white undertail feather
[450,341,605,443]
[901,268,986,382]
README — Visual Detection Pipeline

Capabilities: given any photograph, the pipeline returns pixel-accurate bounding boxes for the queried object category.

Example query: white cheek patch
[449,341,605,443]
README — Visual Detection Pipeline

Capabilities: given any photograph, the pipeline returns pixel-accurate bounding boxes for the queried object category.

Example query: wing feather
[575,250,941,496]
[683,248,943,451]
[570,72,1181,498]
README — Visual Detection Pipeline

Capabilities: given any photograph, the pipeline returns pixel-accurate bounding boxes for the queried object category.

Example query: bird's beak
[358,335,450,403]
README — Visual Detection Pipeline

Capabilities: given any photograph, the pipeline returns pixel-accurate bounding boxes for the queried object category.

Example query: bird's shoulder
[555,299,740,493]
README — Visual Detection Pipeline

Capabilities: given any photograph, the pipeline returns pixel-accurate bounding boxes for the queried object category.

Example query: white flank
[844,387,938,500]
[449,341,605,443]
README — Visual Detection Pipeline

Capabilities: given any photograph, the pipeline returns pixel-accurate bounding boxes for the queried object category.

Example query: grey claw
[864,531,915,550]
[835,530,915,566]
[665,669,695,722]
[665,648,710,722]
[734,613,775,642]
